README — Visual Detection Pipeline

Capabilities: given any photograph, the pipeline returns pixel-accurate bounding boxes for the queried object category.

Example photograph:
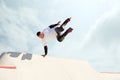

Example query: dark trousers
[55,26,68,42]
[49,20,69,42]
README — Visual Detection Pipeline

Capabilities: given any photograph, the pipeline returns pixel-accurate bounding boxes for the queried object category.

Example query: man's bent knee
[55,27,64,33]
[57,37,64,42]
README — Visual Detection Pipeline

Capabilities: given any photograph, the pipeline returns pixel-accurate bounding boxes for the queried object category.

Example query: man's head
[36,31,44,39]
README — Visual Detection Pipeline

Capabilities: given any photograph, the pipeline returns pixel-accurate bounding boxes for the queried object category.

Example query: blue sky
[0,0,120,71]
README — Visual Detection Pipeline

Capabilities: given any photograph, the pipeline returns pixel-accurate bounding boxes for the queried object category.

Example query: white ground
[0,52,120,80]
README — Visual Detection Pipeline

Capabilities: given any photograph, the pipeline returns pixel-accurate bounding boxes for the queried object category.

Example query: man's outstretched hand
[41,54,46,58]
[57,21,61,25]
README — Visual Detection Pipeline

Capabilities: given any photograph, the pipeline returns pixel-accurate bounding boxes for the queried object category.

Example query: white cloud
[0,1,42,53]
[79,6,120,71]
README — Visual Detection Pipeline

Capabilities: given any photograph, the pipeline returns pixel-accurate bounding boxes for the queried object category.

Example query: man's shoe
[66,17,71,22]
[62,18,71,26]
[67,27,73,33]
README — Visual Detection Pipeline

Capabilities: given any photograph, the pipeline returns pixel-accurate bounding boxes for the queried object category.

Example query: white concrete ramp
[0,52,120,80]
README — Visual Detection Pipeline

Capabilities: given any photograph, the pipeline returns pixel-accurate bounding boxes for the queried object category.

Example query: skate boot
[62,17,71,26]
[66,27,73,33]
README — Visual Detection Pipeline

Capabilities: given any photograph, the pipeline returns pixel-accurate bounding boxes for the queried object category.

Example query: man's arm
[44,45,48,55]
[49,21,61,28]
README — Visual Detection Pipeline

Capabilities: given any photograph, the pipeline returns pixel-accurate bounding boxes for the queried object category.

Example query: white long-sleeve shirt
[42,27,57,46]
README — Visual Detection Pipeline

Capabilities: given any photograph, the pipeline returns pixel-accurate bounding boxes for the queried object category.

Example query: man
[37,18,73,57]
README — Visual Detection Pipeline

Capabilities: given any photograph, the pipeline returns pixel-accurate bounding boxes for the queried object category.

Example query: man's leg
[57,27,73,42]
[55,27,64,42]
[55,18,71,42]
[59,18,71,29]
[55,18,71,34]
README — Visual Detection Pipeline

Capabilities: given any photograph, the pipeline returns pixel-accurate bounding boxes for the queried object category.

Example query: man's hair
[36,31,41,36]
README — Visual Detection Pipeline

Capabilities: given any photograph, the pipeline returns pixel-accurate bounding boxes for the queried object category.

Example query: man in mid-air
[37,18,73,57]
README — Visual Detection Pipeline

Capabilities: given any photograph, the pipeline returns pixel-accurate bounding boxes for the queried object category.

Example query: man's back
[42,27,57,45]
